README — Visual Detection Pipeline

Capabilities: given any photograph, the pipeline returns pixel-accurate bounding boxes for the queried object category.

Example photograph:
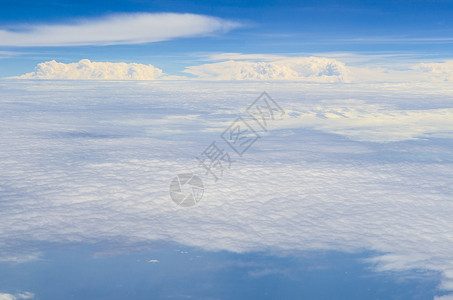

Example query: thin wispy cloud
[335,37,453,44]
[0,51,23,58]
[203,53,291,62]
[0,13,240,47]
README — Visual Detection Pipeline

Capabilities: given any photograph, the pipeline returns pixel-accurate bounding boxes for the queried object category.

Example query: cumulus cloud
[184,56,350,82]
[0,13,239,47]
[16,56,350,81]
[17,59,164,80]
[189,53,453,84]
[15,53,453,83]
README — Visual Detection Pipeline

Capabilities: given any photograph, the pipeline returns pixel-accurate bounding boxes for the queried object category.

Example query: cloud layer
[17,59,164,80]
[1,81,453,299]
[0,13,239,47]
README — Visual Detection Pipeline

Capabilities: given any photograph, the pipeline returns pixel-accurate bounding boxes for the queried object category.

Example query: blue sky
[1,0,453,77]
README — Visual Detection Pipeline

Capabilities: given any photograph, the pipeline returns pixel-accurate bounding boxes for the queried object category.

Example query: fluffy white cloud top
[17,59,164,80]
[0,13,239,47]
[0,81,453,298]
[183,57,351,82]
[13,54,453,82]
[15,56,350,81]
[185,53,453,83]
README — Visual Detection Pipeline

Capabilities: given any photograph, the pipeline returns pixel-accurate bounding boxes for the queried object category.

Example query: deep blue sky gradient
[1,0,453,76]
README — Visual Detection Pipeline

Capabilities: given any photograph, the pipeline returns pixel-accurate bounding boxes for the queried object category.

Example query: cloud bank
[184,57,351,82]
[0,13,239,47]
[14,54,453,83]
[16,56,350,81]
[1,81,453,299]
[17,59,164,80]
[184,53,453,83]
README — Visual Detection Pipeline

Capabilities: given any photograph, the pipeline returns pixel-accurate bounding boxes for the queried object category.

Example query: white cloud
[1,81,453,298]
[0,253,41,263]
[414,60,453,82]
[202,52,290,62]
[200,97,453,142]
[337,36,453,44]
[435,297,453,300]
[16,293,34,300]
[0,13,239,47]
[183,56,351,82]
[0,292,34,300]
[346,60,453,83]
[16,59,164,80]
[0,51,23,59]
[14,53,453,83]
[270,101,453,142]
[0,294,15,300]
[189,53,453,84]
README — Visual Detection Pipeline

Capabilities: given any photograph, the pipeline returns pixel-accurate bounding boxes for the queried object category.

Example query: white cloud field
[0,80,452,298]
